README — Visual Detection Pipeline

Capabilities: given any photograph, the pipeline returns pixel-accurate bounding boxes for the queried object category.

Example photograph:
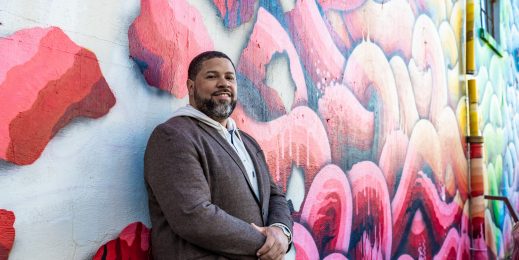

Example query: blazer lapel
[197,122,260,204]
[242,140,264,204]
[241,135,271,215]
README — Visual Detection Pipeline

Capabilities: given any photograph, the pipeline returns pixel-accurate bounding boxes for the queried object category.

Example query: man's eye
[226,76,235,81]
[206,75,215,79]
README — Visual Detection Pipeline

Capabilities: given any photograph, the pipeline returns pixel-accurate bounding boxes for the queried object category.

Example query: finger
[261,243,281,260]
[257,233,275,256]
[261,236,281,259]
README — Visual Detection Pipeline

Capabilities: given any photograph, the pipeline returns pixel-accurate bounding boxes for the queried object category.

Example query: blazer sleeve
[266,171,293,230]
[144,125,265,256]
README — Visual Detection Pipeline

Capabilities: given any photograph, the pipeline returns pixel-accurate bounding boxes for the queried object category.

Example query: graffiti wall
[0,0,471,259]
[474,0,519,258]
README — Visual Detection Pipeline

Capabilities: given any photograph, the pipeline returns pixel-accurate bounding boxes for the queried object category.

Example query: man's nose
[216,77,231,88]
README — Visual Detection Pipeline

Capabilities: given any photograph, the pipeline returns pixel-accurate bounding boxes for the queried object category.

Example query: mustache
[212,90,233,97]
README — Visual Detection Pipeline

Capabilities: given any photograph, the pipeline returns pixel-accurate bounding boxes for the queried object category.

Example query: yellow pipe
[466,0,476,74]
[468,79,479,136]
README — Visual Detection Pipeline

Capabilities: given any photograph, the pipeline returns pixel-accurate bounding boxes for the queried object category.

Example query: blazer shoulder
[155,116,198,133]
[148,116,200,143]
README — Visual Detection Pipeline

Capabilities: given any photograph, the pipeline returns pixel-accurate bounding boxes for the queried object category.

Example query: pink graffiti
[0,210,15,260]
[0,27,115,165]
[317,0,365,11]
[93,222,150,260]
[342,0,415,59]
[294,223,320,260]
[389,57,420,135]
[128,0,213,97]
[322,9,352,52]
[379,130,409,198]
[286,0,345,86]
[436,107,468,199]
[232,105,331,192]
[300,165,352,255]
[410,15,448,123]
[348,161,392,260]
[433,228,468,260]
[318,85,374,165]
[342,41,400,157]
[212,0,255,28]
[391,120,444,215]
[458,203,471,259]
[238,7,307,113]
[322,253,348,260]
[390,120,464,254]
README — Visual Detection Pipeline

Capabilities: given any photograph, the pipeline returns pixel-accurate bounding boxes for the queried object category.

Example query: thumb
[251,223,266,234]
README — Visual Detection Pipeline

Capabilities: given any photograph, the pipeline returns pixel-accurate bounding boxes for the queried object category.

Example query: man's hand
[252,223,289,260]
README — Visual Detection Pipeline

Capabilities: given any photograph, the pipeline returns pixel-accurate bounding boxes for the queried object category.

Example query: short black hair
[188,51,236,80]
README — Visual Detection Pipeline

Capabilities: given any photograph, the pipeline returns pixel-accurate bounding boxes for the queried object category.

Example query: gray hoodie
[171,105,260,198]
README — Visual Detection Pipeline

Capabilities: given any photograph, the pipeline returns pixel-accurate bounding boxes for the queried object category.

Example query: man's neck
[217,118,228,128]
[187,103,228,127]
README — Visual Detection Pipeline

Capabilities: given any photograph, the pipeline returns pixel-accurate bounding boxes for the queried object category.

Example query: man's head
[187,51,238,124]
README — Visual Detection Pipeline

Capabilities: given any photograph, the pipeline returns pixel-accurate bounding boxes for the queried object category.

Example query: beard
[193,88,237,122]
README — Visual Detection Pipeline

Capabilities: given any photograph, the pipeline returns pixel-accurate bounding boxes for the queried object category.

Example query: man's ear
[187,79,194,95]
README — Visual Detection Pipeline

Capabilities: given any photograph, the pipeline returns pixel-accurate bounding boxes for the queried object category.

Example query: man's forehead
[200,58,235,72]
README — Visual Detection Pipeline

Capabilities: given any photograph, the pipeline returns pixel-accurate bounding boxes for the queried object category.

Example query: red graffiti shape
[93,222,150,260]
[0,210,15,260]
[399,210,433,258]
[392,171,463,255]
[0,27,115,165]
[128,0,213,97]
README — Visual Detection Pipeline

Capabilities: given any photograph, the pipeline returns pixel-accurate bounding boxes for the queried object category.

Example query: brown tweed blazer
[144,116,293,259]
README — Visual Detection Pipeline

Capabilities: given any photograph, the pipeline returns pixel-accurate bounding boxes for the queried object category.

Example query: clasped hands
[251,223,289,260]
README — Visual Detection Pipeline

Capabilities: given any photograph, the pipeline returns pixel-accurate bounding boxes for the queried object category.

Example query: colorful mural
[5,0,518,258]
[128,0,469,259]
[474,0,519,258]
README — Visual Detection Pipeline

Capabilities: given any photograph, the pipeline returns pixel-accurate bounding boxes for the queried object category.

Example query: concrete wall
[0,0,471,259]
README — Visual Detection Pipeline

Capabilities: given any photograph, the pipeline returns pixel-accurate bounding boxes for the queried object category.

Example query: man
[144,51,293,259]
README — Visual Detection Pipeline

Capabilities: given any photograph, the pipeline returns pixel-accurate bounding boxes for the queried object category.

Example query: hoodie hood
[171,105,238,139]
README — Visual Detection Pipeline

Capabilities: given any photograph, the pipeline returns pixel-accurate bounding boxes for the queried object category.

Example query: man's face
[188,58,237,122]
